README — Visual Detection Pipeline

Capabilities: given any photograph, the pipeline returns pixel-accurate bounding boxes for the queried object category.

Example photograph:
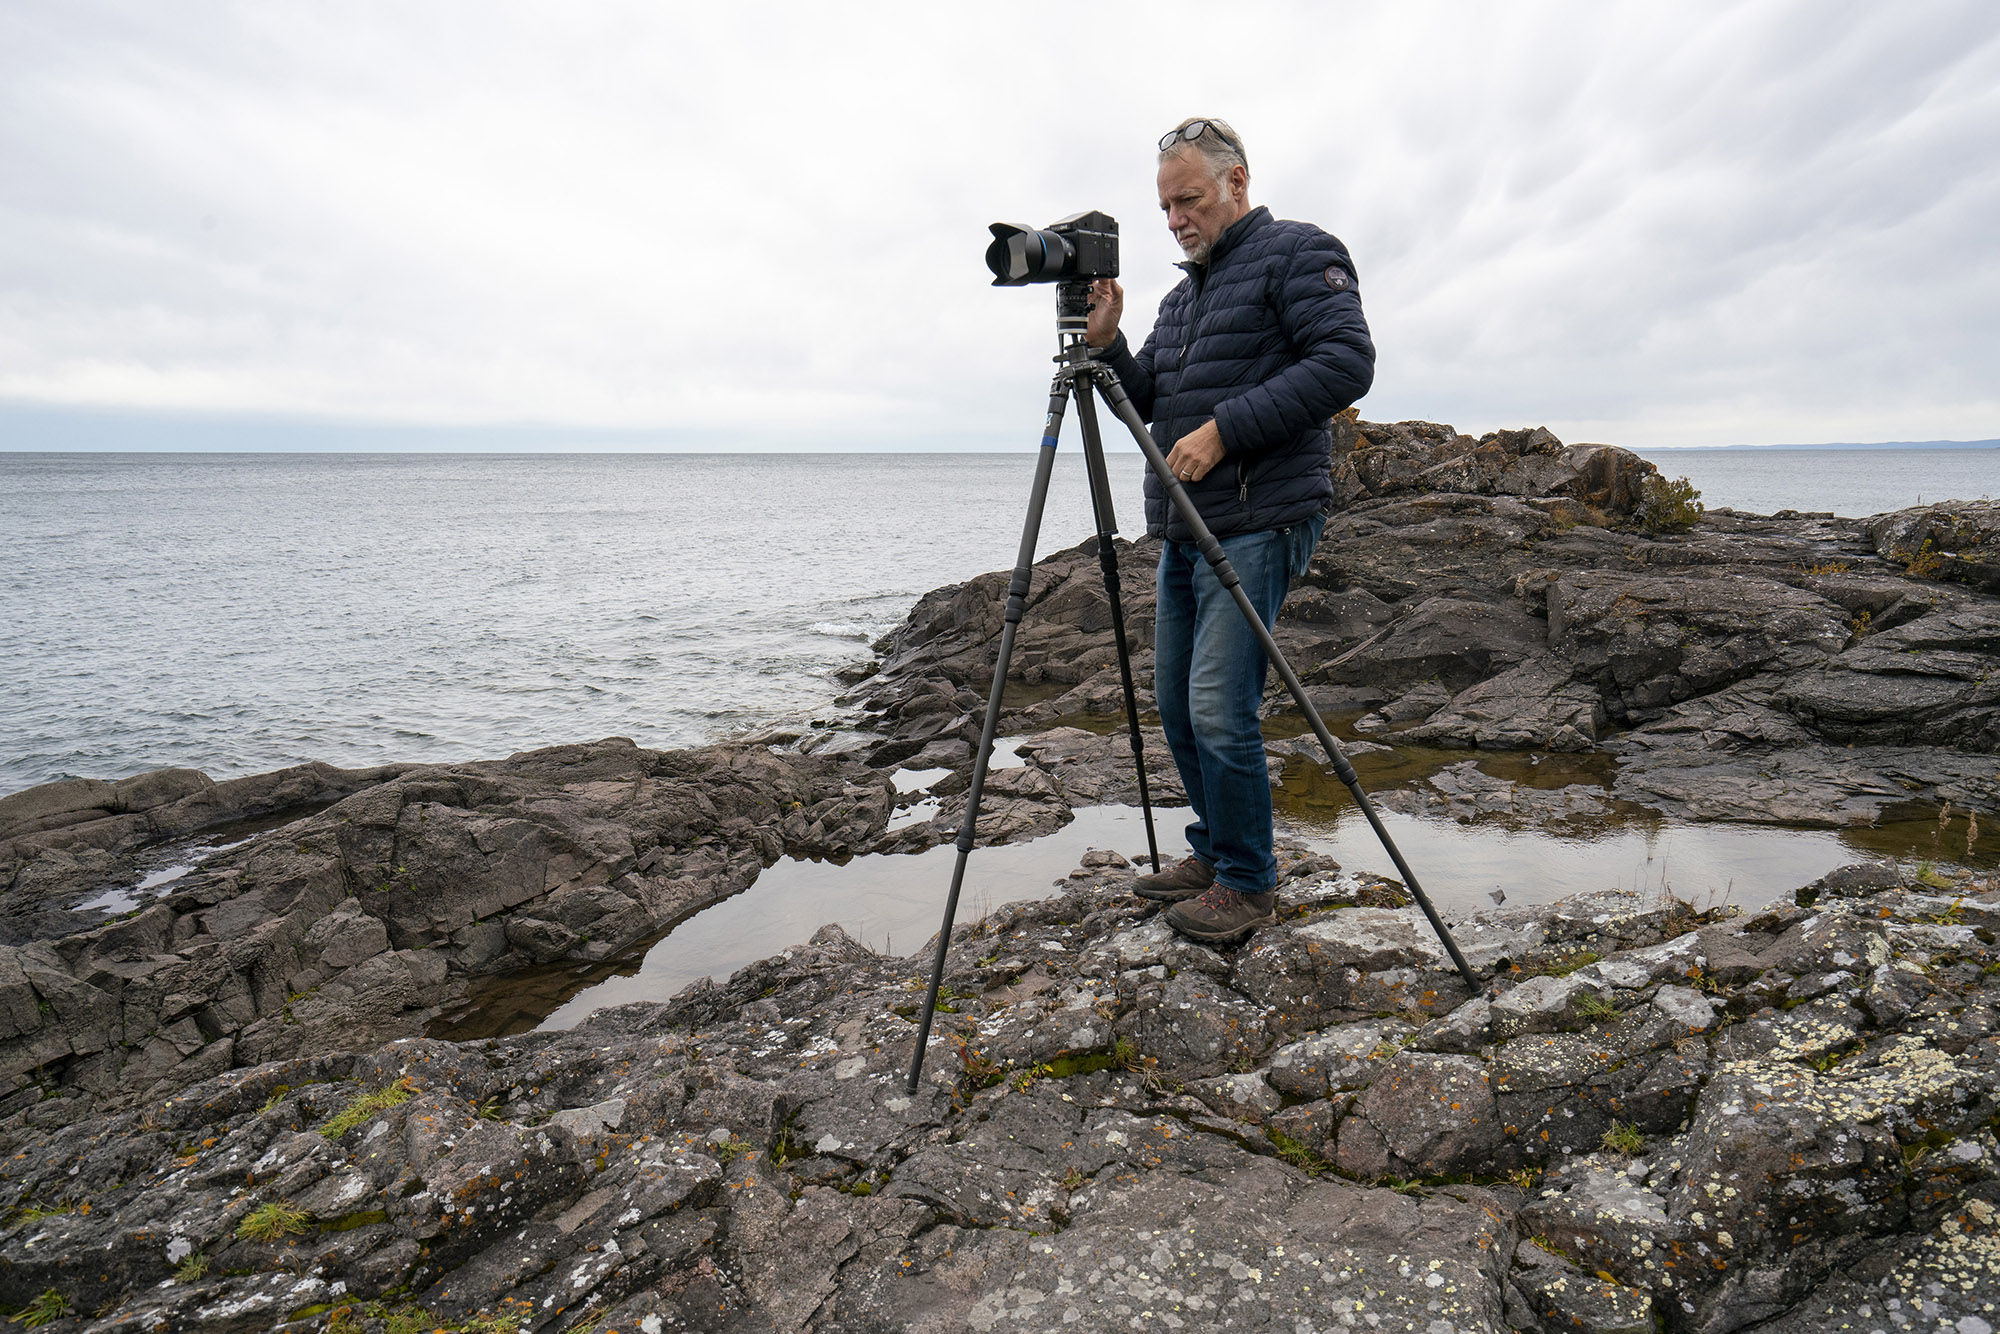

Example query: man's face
[1157,152,1245,263]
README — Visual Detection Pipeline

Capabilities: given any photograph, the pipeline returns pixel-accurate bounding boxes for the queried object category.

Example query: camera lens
[986,224,1076,286]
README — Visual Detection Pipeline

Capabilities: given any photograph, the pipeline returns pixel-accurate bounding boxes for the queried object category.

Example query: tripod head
[1056,280,1093,358]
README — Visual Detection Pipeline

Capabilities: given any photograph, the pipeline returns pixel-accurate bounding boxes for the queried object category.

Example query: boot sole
[1131,882,1212,903]
[1163,910,1277,943]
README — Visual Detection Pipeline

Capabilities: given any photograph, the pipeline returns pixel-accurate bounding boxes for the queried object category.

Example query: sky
[1,1,1995,452]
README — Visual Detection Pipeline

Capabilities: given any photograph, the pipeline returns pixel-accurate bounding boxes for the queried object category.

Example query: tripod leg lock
[1203,549,1242,591]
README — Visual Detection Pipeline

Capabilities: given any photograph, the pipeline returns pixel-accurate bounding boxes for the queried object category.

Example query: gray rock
[1335,1051,1500,1177]
[1186,1071,1282,1123]
[1266,1018,1416,1100]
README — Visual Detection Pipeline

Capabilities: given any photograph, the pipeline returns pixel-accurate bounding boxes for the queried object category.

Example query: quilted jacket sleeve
[1209,232,1374,457]
[1098,324,1160,425]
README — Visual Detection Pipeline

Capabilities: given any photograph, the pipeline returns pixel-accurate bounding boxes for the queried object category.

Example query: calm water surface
[0,452,1147,793]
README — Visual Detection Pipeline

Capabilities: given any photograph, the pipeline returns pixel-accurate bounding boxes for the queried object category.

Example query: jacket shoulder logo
[1324,267,1351,292]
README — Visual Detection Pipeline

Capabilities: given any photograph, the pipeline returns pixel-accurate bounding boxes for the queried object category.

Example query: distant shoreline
[3,440,1998,456]
[1649,439,2000,451]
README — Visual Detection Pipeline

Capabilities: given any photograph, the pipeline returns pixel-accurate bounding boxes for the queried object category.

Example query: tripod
[904,282,1479,1094]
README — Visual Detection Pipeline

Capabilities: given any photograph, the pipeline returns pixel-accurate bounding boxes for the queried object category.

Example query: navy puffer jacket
[1101,206,1374,541]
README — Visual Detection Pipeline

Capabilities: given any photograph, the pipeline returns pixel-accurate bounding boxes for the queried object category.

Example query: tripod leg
[1073,387,1161,874]
[905,381,1072,1094]
[1090,371,1482,994]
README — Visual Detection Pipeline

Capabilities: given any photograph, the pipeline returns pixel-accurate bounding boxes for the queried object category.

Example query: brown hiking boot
[1164,885,1277,943]
[1129,855,1215,903]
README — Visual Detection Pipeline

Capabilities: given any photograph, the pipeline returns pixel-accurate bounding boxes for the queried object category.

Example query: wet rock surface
[0,737,895,1146]
[0,840,1994,1331]
[844,420,2000,832]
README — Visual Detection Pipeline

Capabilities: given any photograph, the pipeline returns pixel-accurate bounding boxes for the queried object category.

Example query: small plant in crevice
[319,1076,418,1140]
[1265,1127,1333,1177]
[1899,539,1946,580]
[952,1037,1004,1091]
[1514,949,1601,980]
[235,1200,311,1242]
[1527,1233,1575,1262]
[6,1288,69,1327]
[1600,1121,1645,1155]
[1574,993,1621,1021]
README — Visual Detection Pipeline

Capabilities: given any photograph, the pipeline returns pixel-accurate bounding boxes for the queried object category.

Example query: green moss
[1515,950,1600,979]
[323,1209,389,1232]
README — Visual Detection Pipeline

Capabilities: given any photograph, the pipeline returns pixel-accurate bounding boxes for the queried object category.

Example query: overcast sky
[2,1,1995,451]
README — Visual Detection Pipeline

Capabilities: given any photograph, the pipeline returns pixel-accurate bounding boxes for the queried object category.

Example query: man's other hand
[1165,420,1225,483]
[1086,279,1123,348]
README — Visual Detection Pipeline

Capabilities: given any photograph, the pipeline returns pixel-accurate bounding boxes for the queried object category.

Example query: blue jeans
[1154,516,1324,893]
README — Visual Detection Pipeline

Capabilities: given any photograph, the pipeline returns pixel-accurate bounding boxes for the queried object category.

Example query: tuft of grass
[174,1251,210,1283]
[1266,1127,1333,1176]
[6,1289,68,1327]
[1601,1121,1645,1155]
[10,1199,82,1223]
[1574,993,1621,1021]
[235,1200,311,1242]
[319,1076,417,1140]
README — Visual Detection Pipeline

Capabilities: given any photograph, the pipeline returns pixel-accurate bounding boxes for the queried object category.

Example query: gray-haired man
[1086,117,1375,943]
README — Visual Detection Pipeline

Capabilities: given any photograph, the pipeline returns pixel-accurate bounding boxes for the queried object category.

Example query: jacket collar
[1177,205,1272,277]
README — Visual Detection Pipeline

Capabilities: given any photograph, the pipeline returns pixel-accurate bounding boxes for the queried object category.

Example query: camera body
[985,210,1119,286]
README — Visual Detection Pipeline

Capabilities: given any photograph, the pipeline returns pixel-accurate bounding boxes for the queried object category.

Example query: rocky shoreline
[1,418,1997,1330]
[846,415,2000,835]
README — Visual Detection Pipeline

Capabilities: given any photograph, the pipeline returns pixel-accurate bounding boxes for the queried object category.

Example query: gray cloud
[1,0,1994,449]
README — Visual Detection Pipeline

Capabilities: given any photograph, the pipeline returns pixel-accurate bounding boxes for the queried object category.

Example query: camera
[985,210,1119,286]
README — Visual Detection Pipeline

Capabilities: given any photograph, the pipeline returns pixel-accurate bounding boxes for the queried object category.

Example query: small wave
[808,621,883,641]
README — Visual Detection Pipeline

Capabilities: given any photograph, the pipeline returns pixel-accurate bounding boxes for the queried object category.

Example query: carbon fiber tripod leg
[905,378,1071,1095]
[1073,386,1161,874]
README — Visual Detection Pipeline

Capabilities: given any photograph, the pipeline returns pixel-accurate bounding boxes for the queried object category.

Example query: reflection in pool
[429,737,1983,1042]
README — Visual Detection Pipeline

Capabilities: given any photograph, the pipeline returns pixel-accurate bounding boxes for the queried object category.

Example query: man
[1085,117,1374,943]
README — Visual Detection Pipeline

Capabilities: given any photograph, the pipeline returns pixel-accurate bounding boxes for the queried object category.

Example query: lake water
[5,446,1998,795]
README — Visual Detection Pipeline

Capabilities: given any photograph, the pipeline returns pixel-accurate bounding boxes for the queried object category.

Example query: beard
[1176,230,1214,263]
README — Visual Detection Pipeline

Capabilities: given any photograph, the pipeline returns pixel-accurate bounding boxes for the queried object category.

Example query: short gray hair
[1158,117,1249,185]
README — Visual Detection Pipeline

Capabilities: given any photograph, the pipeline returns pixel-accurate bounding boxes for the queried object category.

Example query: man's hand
[1085,278,1123,348]
[1165,420,1225,484]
